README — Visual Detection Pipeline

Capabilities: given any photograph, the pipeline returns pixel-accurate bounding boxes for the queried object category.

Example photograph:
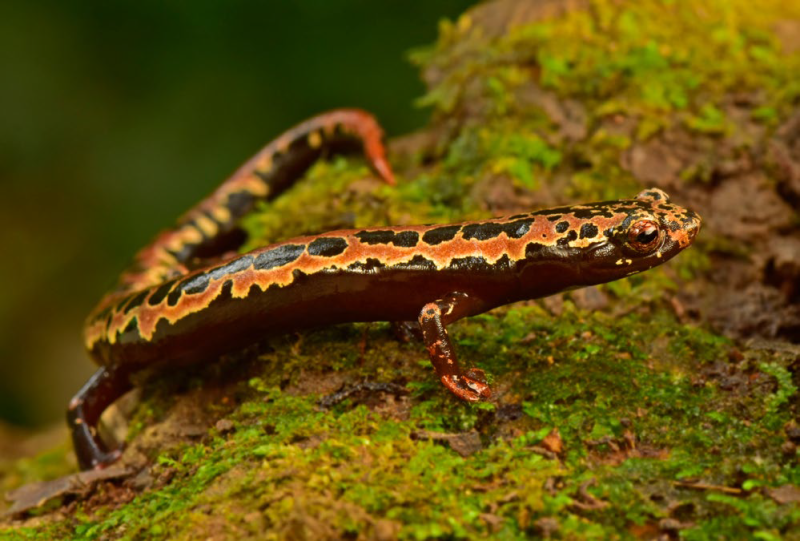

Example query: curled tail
[75,110,394,469]
[117,109,394,293]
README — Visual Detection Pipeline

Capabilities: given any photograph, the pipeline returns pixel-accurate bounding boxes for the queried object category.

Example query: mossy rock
[2,0,799,539]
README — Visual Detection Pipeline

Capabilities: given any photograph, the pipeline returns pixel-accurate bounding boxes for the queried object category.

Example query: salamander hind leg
[67,366,133,470]
[417,293,491,402]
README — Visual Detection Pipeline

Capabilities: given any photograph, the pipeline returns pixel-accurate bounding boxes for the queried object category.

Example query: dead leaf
[541,429,563,454]
[479,513,505,533]
[4,466,132,516]
[766,485,800,505]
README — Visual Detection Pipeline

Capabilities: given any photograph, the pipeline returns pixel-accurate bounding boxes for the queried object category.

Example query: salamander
[69,109,702,470]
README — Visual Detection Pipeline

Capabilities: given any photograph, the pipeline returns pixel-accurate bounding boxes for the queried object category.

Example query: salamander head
[578,188,701,284]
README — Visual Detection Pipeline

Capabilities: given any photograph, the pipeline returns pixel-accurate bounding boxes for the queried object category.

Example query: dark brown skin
[70,109,702,470]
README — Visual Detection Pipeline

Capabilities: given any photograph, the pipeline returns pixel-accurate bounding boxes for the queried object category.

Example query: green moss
[684,493,800,540]
[758,362,798,427]
[417,0,800,121]
[4,304,798,537]
[686,104,732,135]
[411,0,800,203]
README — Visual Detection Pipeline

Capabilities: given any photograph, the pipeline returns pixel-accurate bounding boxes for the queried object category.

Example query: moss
[10,302,794,538]
[683,493,800,540]
[685,103,733,136]
[417,0,800,122]
[4,0,800,538]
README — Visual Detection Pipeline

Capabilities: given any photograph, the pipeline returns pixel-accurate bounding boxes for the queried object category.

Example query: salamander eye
[626,220,661,253]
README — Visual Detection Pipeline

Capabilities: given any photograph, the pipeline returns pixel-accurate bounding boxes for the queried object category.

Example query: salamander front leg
[67,366,133,470]
[417,293,491,402]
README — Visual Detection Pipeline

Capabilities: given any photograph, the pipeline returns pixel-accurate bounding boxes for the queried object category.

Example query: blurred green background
[0,0,475,428]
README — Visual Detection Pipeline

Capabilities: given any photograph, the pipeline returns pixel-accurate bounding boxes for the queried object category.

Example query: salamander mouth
[579,232,669,277]
[579,239,616,274]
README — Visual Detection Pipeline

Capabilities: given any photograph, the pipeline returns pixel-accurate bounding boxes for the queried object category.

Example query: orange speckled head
[577,188,701,284]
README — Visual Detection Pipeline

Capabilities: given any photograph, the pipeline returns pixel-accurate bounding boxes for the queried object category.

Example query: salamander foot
[441,369,491,402]
[418,293,492,403]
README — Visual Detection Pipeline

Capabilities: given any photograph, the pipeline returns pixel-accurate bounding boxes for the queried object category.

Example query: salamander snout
[635,188,702,251]
[663,205,702,250]
[684,208,702,244]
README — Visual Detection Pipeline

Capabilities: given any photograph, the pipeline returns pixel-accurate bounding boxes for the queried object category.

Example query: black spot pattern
[308,237,348,257]
[421,225,461,245]
[218,279,234,301]
[461,223,498,241]
[119,316,139,339]
[167,273,211,306]
[113,300,128,315]
[355,230,419,247]
[580,223,599,239]
[202,210,223,228]
[448,256,489,271]
[347,258,386,272]
[148,279,179,306]
[525,242,546,258]
[123,290,149,314]
[555,221,570,233]
[537,206,573,216]
[254,244,305,270]
[461,219,533,241]
[619,214,635,232]
[166,285,182,307]
[208,255,254,280]
[226,190,256,219]
[392,254,437,271]
[571,207,615,219]
[449,255,512,272]
[507,219,534,238]
[165,244,197,265]
[181,274,211,295]
[557,230,578,247]
[291,268,309,282]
